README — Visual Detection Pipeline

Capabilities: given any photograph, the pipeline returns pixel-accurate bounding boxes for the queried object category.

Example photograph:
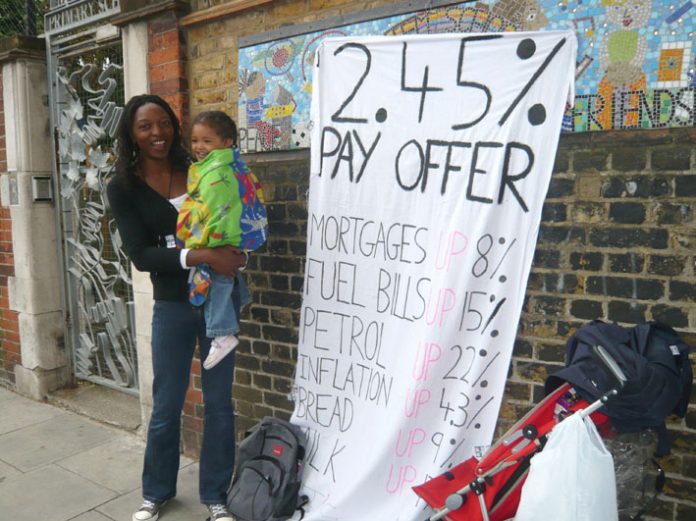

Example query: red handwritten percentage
[498,37,568,127]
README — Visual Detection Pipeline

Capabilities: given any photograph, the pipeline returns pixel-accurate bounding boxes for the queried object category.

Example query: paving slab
[0,386,211,521]
[98,463,211,521]
[0,389,65,435]
[0,459,21,483]
[50,381,142,432]
[0,411,116,471]
[57,436,146,494]
[68,512,114,521]
[0,464,117,521]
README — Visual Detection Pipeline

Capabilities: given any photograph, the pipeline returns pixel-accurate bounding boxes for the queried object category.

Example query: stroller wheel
[522,425,538,439]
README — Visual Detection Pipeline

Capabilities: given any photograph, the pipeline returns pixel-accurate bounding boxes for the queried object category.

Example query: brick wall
[0,68,20,387]
[512,129,696,520]
[180,1,696,517]
[240,132,696,520]
[234,156,307,430]
[510,130,696,416]
[148,11,189,128]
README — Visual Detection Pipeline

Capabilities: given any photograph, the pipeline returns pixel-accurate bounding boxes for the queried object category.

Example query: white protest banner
[292,31,576,521]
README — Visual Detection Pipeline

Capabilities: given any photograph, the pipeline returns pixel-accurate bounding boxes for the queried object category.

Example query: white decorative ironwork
[56,60,137,390]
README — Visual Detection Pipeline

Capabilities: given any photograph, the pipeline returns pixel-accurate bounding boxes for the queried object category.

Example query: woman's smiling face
[131,102,175,161]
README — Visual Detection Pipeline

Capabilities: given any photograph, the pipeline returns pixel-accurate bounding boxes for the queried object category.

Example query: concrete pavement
[0,386,211,521]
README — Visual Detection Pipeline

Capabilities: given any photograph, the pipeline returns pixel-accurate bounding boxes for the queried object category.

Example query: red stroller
[412,345,621,521]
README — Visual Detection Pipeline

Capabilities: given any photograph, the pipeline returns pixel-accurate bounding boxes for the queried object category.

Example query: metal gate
[45,1,138,394]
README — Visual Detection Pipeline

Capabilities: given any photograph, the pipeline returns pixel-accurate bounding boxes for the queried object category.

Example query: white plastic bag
[514,412,618,521]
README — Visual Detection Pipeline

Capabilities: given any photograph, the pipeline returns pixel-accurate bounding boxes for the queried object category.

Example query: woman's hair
[191,111,238,146]
[114,94,191,186]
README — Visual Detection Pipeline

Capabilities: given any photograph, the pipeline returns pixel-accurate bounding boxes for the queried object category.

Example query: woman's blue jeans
[143,295,243,504]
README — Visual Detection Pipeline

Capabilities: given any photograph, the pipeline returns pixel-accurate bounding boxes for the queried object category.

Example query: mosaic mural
[238,0,696,151]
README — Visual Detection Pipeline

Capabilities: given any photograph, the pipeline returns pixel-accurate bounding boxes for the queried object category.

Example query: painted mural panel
[238,1,696,151]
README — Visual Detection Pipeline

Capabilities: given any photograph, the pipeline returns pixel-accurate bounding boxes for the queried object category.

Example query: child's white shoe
[203,335,239,370]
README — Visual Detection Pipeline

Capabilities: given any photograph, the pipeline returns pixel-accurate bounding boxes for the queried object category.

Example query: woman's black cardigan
[106,174,188,301]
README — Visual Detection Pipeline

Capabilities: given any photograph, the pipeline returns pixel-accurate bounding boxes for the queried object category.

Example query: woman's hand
[187,246,247,277]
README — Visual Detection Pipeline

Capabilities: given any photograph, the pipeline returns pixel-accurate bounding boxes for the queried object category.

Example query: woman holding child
[108,94,262,521]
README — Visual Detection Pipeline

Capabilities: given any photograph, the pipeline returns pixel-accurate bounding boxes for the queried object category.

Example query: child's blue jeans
[204,272,248,338]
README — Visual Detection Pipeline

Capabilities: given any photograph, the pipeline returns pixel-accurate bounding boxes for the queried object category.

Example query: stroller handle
[594,344,628,388]
[578,344,627,419]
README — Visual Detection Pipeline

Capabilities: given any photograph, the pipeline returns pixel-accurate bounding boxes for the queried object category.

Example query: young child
[176,111,267,369]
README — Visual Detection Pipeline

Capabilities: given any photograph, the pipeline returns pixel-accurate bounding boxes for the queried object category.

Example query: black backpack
[631,322,692,418]
[227,417,309,521]
[546,320,692,455]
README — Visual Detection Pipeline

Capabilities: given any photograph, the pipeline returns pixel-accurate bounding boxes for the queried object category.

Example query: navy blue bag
[546,320,692,456]
[631,322,692,419]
